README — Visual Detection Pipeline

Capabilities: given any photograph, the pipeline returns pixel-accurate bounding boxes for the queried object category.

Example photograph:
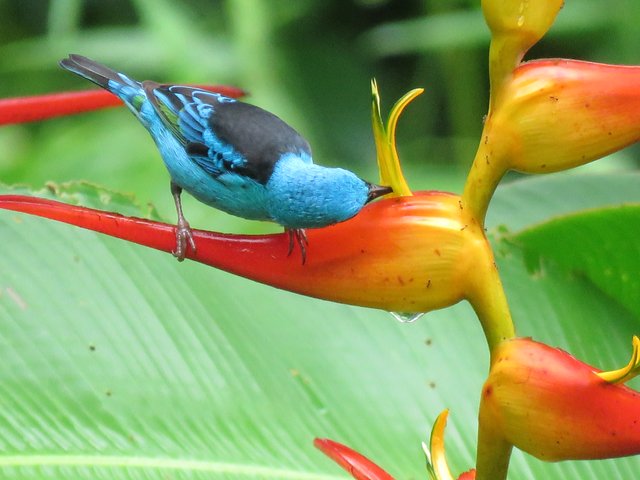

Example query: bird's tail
[60,54,147,117]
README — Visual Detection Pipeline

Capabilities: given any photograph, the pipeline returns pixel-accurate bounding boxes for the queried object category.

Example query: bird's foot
[173,220,196,262]
[287,228,308,265]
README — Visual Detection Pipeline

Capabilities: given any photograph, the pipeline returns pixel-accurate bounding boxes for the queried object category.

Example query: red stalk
[314,438,395,480]
[0,85,245,125]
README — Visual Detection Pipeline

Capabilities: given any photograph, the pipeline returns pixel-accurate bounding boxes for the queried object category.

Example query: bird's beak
[366,183,393,203]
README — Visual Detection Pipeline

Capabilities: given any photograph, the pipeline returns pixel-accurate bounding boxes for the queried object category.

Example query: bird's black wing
[206,99,312,184]
[144,83,311,184]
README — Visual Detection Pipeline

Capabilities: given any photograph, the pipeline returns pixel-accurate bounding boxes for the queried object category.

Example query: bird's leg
[170,181,196,261]
[287,228,308,265]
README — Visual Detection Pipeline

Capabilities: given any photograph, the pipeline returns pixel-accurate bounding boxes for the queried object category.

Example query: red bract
[457,470,476,480]
[314,438,395,480]
[0,191,477,312]
[491,59,640,174]
[0,85,245,125]
[480,338,640,462]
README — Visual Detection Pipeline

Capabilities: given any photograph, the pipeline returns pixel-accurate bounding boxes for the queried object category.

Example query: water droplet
[390,311,425,323]
[517,0,527,27]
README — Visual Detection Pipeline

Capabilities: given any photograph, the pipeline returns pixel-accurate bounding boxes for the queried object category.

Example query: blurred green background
[0,0,639,230]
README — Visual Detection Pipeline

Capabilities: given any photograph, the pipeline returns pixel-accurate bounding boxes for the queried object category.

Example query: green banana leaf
[0,172,638,479]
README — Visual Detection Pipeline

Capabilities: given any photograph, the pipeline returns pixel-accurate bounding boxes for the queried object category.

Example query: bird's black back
[209,100,312,184]
[145,83,312,185]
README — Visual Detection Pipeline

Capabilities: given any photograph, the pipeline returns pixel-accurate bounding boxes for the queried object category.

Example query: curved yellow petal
[597,336,640,384]
[425,409,455,480]
[386,87,423,196]
[371,80,415,197]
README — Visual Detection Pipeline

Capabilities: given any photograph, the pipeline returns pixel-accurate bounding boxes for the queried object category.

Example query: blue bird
[59,54,392,262]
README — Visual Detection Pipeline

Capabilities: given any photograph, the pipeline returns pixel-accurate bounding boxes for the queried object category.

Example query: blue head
[266,154,392,229]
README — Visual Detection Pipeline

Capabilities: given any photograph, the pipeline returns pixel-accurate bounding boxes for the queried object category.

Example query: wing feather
[144,83,311,184]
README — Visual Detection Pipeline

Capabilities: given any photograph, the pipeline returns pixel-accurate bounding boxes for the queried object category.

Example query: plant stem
[464,223,515,361]
[461,121,508,228]
[475,394,513,480]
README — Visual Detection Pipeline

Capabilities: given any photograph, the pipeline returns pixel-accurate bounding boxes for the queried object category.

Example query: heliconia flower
[482,0,564,106]
[0,85,516,352]
[478,337,640,465]
[314,438,395,480]
[0,85,245,125]
[463,59,640,222]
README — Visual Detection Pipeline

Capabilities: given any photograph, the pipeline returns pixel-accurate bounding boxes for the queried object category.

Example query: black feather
[185,142,209,157]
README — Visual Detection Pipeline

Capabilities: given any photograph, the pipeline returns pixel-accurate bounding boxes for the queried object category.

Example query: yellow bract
[597,336,640,384]
[371,79,422,197]
[424,410,455,480]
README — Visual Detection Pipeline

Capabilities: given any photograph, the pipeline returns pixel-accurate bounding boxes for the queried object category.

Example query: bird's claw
[287,228,308,265]
[173,221,196,262]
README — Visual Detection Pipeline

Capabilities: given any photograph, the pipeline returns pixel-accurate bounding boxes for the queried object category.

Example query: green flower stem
[463,223,516,361]
[476,396,513,480]
[486,37,521,111]
[461,117,508,227]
